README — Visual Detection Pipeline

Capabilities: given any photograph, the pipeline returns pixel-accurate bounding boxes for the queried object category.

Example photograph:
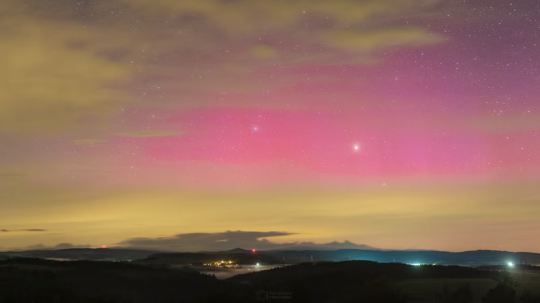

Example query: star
[353,144,360,151]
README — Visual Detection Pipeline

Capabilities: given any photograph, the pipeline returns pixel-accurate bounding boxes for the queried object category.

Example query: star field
[1,0,540,252]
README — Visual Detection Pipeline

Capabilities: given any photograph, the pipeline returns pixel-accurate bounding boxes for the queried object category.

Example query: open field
[397,279,497,303]
[397,267,540,303]
[508,267,540,295]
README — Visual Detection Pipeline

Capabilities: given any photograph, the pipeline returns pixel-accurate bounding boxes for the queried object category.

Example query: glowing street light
[507,262,514,268]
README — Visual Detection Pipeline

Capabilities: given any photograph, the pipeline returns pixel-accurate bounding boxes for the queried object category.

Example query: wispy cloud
[0,0,445,135]
[0,1,130,134]
[116,130,182,138]
[3,243,92,252]
[1,229,47,233]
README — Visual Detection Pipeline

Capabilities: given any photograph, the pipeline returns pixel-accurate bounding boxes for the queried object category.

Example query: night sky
[1,0,540,252]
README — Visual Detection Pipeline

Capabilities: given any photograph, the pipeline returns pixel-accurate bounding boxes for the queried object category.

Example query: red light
[252,249,256,253]
[102,245,108,249]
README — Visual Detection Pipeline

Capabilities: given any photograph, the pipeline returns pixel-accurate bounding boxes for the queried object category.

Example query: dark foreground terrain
[1,257,540,303]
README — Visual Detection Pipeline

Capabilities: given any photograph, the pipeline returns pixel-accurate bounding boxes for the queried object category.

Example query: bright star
[353,144,360,151]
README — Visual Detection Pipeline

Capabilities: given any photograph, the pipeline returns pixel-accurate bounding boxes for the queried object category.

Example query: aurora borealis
[1,0,540,252]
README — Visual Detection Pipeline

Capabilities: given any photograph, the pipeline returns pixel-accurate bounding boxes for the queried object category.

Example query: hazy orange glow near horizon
[1,0,540,253]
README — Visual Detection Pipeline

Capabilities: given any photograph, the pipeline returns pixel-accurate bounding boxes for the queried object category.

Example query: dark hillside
[228,261,499,303]
[0,258,251,303]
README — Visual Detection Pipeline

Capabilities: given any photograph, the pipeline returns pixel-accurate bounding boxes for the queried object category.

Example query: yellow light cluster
[203,260,235,266]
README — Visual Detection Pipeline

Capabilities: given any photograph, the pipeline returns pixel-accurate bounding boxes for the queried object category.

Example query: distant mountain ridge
[3,247,540,265]
[264,249,540,265]
[1,248,159,261]
[136,248,540,266]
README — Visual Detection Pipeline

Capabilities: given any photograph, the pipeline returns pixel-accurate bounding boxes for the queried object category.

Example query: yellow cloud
[73,139,107,145]
[116,130,182,138]
[250,45,279,59]
[0,0,446,135]
[130,0,440,32]
[129,0,444,58]
[324,27,445,52]
[0,4,131,134]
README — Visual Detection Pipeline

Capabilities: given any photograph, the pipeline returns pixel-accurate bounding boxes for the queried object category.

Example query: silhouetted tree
[482,272,518,303]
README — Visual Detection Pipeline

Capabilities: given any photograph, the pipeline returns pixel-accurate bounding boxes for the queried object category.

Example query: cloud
[53,243,92,249]
[129,0,440,33]
[324,27,444,52]
[274,240,377,251]
[0,0,445,136]
[2,243,93,252]
[250,45,279,59]
[128,0,445,62]
[0,4,131,134]
[1,229,47,232]
[73,139,107,145]
[116,130,182,138]
[119,231,292,251]
[118,230,377,252]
